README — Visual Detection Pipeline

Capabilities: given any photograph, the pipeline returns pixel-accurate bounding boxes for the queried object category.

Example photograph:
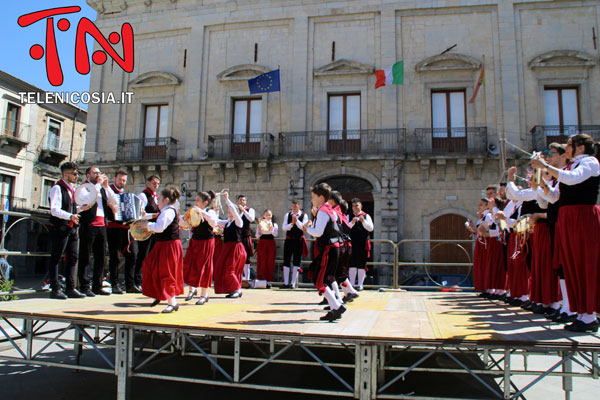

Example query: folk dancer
[78,166,117,297]
[536,143,572,323]
[48,162,84,299]
[303,183,346,322]
[532,134,600,332]
[280,200,308,289]
[139,188,184,313]
[255,210,279,288]
[135,175,160,288]
[348,197,374,292]
[105,170,140,294]
[478,197,506,299]
[213,190,247,298]
[183,191,218,305]
[237,195,255,287]
[466,198,489,293]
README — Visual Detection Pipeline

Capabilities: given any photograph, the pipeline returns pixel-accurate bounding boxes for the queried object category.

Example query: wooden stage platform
[0,289,598,346]
[1,289,599,399]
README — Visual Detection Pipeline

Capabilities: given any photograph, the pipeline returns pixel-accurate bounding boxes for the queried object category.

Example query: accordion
[114,193,143,223]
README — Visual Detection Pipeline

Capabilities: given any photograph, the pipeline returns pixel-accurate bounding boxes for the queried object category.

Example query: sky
[0,1,98,108]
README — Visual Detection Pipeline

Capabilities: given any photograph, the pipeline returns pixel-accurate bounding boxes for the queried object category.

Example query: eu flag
[248,69,280,94]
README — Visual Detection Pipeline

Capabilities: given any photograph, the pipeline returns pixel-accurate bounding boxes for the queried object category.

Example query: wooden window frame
[143,104,169,140]
[543,86,580,128]
[231,98,262,155]
[5,103,21,136]
[430,89,467,131]
[430,89,468,152]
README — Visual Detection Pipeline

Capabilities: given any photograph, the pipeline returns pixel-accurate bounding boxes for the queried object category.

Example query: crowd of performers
[469,134,600,333]
[47,164,374,320]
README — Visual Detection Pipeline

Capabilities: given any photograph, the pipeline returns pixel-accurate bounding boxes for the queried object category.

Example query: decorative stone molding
[313,59,374,77]
[529,50,598,69]
[436,159,446,181]
[456,158,467,180]
[420,160,430,181]
[381,216,397,227]
[472,159,483,180]
[415,53,481,72]
[212,163,225,182]
[217,64,270,82]
[183,169,197,191]
[226,162,238,183]
[287,161,305,197]
[258,162,270,182]
[129,71,181,88]
[244,162,256,183]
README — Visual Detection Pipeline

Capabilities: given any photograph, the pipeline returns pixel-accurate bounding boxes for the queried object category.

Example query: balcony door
[45,118,62,151]
[328,94,360,154]
[544,87,579,144]
[232,99,261,156]
[4,103,21,137]
[431,90,467,152]
[143,104,169,159]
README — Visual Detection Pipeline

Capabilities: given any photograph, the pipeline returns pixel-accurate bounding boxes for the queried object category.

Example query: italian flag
[374,61,403,89]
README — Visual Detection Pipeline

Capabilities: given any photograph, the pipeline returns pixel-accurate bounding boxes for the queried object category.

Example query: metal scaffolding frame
[1,314,598,400]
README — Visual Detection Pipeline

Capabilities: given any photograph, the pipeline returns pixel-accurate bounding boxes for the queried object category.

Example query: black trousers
[335,242,351,283]
[49,224,78,291]
[283,237,303,267]
[134,235,155,286]
[107,227,137,288]
[78,225,106,291]
[310,245,340,289]
[348,240,367,269]
[241,236,253,265]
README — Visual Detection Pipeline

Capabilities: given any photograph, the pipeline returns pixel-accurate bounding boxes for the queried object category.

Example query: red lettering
[75,18,134,75]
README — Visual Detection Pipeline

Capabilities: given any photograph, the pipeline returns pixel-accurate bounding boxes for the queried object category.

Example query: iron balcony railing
[0,195,27,210]
[116,137,178,161]
[207,133,274,159]
[530,125,600,151]
[43,133,66,153]
[279,129,405,156]
[408,127,488,154]
[0,118,31,143]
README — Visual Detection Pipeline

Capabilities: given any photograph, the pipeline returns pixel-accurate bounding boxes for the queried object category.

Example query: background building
[0,70,87,276]
[85,0,600,285]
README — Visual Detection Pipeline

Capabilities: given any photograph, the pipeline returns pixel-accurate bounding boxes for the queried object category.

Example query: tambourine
[129,221,152,241]
[74,182,98,208]
[514,216,534,234]
[213,225,224,236]
[184,207,203,227]
[179,218,192,231]
[258,219,273,233]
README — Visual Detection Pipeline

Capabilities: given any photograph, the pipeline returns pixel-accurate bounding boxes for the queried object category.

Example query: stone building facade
[0,70,87,275]
[85,0,600,284]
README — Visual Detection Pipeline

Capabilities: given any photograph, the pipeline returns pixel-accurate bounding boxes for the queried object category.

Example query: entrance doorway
[316,176,374,217]
[429,213,472,274]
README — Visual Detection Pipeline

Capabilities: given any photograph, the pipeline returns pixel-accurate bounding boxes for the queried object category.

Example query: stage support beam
[116,327,131,400]
[562,351,572,400]
[356,344,377,400]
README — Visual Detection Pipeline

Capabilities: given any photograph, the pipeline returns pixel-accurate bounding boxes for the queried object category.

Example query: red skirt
[555,205,600,314]
[213,236,223,265]
[256,238,276,281]
[484,237,506,290]
[530,222,560,304]
[472,237,486,291]
[183,238,215,288]
[142,240,184,301]
[213,241,246,294]
[505,233,530,298]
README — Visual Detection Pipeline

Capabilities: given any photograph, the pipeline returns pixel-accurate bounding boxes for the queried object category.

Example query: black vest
[546,181,561,225]
[192,211,215,240]
[80,187,107,227]
[349,214,370,246]
[241,208,252,237]
[156,208,179,242]
[260,234,275,240]
[559,176,600,206]
[49,182,76,228]
[286,212,305,238]
[315,211,344,249]
[142,190,159,222]
[224,220,243,243]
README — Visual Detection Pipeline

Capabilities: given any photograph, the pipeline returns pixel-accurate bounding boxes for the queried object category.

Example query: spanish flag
[468,58,485,104]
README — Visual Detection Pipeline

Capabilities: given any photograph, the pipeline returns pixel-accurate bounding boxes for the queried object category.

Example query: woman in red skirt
[183,191,218,305]
[479,197,506,298]
[468,198,489,293]
[213,190,247,298]
[532,134,600,332]
[139,188,184,313]
[255,210,279,288]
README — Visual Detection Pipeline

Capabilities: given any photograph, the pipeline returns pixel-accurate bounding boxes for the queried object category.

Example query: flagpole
[482,54,487,129]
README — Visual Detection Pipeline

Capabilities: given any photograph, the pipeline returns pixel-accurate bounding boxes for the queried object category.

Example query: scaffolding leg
[210,339,219,378]
[377,345,386,388]
[116,327,131,400]
[74,324,82,367]
[562,351,572,400]
[234,336,240,383]
[503,348,511,399]
[25,319,32,360]
[355,344,376,400]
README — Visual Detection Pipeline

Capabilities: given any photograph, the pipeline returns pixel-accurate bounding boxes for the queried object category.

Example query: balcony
[530,125,600,151]
[208,133,274,159]
[0,118,30,154]
[279,129,404,157]
[0,195,28,211]
[39,133,68,165]
[408,127,488,155]
[116,137,178,161]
